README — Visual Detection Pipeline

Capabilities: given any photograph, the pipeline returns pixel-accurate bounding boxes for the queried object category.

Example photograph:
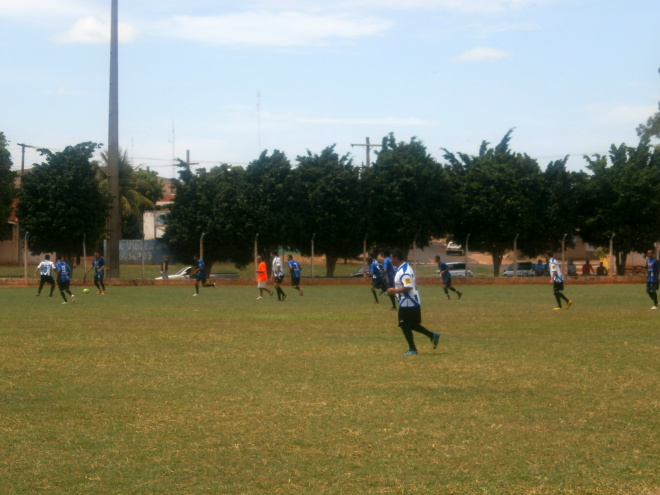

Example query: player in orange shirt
[256,256,273,299]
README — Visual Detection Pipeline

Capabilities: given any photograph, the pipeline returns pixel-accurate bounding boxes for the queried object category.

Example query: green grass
[1,283,659,494]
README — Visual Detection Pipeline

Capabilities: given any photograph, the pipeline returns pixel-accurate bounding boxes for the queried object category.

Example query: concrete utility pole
[16,143,36,265]
[107,0,121,278]
[351,137,378,167]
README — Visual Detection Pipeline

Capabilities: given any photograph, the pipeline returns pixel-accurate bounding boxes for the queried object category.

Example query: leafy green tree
[579,140,660,274]
[98,150,162,238]
[243,150,294,264]
[443,130,544,275]
[0,132,16,238]
[362,133,453,254]
[636,68,660,144]
[290,145,365,276]
[163,161,253,270]
[17,142,109,261]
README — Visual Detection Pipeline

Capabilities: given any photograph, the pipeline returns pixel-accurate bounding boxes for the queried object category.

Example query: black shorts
[553,281,565,292]
[57,280,70,291]
[291,277,301,286]
[274,275,284,284]
[94,273,104,283]
[40,275,55,285]
[647,281,659,291]
[398,306,422,329]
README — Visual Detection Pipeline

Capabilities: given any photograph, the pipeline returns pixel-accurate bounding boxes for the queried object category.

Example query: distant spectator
[582,260,593,275]
[534,259,546,276]
[567,259,577,276]
[596,262,608,276]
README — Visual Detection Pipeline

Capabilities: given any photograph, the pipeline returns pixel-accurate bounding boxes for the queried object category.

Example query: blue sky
[1,0,659,177]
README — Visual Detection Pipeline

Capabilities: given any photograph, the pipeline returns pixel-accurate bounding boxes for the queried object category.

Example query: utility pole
[16,143,37,265]
[351,137,378,167]
[107,0,121,278]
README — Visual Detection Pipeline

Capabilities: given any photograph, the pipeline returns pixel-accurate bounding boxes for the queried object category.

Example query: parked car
[155,266,235,280]
[502,261,536,277]
[439,262,473,277]
[446,242,464,256]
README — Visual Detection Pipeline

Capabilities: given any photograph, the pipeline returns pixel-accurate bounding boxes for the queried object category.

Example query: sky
[1,0,659,177]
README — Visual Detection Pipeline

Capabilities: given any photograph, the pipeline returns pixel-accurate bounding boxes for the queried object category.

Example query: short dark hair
[45,254,50,260]
[392,249,405,261]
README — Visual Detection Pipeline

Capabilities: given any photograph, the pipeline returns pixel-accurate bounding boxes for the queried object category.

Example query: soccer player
[367,255,385,304]
[387,249,439,355]
[191,254,214,296]
[86,251,106,294]
[271,250,287,301]
[545,250,572,310]
[255,256,273,299]
[34,254,56,297]
[435,255,463,300]
[645,250,659,310]
[381,249,397,310]
[287,254,303,296]
[160,256,170,280]
[55,255,75,304]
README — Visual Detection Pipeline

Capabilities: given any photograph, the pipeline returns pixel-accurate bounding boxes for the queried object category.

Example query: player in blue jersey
[367,255,385,304]
[381,249,397,311]
[645,249,659,310]
[545,250,572,310]
[192,254,215,295]
[271,250,287,301]
[435,255,463,300]
[387,249,439,355]
[86,252,106,294]
[55,255,75,304]
[287,254,303,296]
[34,254,56,297]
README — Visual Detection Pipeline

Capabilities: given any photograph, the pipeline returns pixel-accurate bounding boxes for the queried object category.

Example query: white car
[446,242,464,256]
[439,262,473,277]
[155,266,237,280]
[502,261,536,277]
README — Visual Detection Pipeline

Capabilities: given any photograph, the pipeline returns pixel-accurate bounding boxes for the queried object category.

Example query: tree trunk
[616,251,627,276]
[326,255,338,278]
[491,248,505,277]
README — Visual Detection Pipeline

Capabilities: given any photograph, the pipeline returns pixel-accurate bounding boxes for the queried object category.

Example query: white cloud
[148,11,391,46]
[455,46,512,62]
[588,103,657,125]
[52,16,137,44]
[0,0,100,20]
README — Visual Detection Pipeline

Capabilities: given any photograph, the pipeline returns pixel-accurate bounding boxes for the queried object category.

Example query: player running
[545,250,572,311]
[645,249,659,310]
[35,254,56,297]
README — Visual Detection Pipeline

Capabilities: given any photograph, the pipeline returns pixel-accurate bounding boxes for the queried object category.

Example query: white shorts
[258,281,267,288]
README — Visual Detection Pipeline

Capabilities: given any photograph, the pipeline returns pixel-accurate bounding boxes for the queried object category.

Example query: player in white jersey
[387,249,439,355]
[545,250,572,310]
[271,250,287,301]
[34,254,56,297]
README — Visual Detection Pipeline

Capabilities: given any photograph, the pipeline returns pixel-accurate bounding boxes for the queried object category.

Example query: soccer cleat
[432,332,440,349]
[374,300,379,304]
[457,291,463,300]
[566,300,572,309]
[405,350,419,355]
[553,307,562,311]
[652,306,658,310]
[256,296,263,300]
[446,295,450,300]
[71,295,76,303]
[299,289,303,296]
[101,291,106,295]
[390,307,397,311]
[282,294,287,301]
[193,293,198,297]
[62,301,67,305]
[36,294,40,296]
[97,290,102,294]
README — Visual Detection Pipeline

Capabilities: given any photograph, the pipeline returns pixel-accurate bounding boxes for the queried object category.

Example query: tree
[636,67,660,144]
[16,142,109,261]
[579,140,660,274]
[290,145,365,276]
[163,161,254,270]
[362,134,453,254]
[98,150,162,239]
[0,132,16,238]
[443,130,545,275]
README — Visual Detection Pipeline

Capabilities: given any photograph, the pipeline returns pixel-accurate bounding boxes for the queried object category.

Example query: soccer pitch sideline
[1,284,659,495]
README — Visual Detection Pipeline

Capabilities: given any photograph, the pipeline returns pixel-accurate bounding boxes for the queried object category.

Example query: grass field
[1,283,659,494]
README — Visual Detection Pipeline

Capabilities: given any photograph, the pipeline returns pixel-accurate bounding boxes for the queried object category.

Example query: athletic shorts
[40,275,55,285]
[398,306,422,329]
[553,281,565,292]
[291,277,301,286]
[274,275,284,284]
[647,281,659,291]
[57,280,70,291]
[94,273,104,282]
[258,281,267,289]
[442,275,452,286]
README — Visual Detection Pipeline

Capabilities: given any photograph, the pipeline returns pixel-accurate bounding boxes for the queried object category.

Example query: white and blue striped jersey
[37,260,55,276]
[549,257,563,283]
[394,262,421,308]
[272,256,284,277]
